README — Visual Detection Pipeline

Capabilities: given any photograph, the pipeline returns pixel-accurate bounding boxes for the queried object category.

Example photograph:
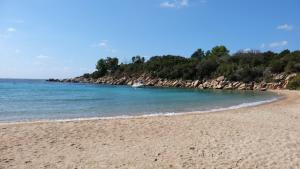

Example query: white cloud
[277,24,293,31]
[7,27,16,32]
[91,40,117,53]
[180,0,189,6]
[160,0,189,8]
[91,40,109,48]
[242,48,251,52]
[269,40,288,48]
[33,54,51,66]
[99,42,108,48]
[261,40,288,49]
[36,54,49,59]
[160,1,176,8]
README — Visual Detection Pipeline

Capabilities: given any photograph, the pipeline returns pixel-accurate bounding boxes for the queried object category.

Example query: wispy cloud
[91,40,117,53]
[242,48,251,52]
[33,54,50,66]
[261,40,288,49]
[91,40,108,48]
[7,27,16,32]
[277,24,293,31]
[36,54,49,59]
[160,0,189,8]
[98,42,108,48]
[269,40,288,48]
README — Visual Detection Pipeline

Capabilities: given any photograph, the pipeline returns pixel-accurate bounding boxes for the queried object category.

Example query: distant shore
[1,90,299,168]
[48,73,297,91]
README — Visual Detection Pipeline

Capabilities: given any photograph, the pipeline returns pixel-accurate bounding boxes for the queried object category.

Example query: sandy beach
[0,90,299,169]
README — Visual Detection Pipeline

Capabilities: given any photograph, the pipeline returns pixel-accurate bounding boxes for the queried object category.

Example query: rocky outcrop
[46,78,61,82]
[50,73,297,91]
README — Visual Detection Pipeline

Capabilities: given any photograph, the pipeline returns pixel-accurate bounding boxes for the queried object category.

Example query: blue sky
[0,0,299,79]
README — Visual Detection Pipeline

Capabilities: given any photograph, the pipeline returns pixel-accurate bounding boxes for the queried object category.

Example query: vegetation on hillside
[287,74,300,90]
[83,46,300,88]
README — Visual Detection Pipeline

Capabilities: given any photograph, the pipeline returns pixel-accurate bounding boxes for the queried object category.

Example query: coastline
[51,73,297,91]
[1,90,299,168]
[0,90,282,125]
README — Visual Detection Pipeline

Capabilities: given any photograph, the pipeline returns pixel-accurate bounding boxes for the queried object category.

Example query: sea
[0,79,279,122]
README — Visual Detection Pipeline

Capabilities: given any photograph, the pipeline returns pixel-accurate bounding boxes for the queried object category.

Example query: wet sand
[0,90,300,169]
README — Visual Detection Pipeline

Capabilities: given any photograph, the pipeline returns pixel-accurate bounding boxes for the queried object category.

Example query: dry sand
[0,90,300,169]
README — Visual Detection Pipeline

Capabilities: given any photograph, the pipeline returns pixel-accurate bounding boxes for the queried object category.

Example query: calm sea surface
[0,79,278,122]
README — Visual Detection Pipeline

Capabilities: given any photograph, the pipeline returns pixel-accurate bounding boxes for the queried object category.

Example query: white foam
[0,97,280,125]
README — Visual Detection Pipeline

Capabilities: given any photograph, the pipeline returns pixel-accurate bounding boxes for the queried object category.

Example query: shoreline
[1,90,299,169]
[0,90,283,125]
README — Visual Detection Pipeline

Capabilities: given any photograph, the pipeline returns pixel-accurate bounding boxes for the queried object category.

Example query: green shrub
[88,47,300,82]
[83,73,91,78]
[270,60,284,73]
[287,74,300,90]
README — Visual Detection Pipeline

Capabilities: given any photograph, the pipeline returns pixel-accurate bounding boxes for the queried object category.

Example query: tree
[95,57,119,76]
[87,48,300,90]
[287,74,300,90]
[96,59,107,76]
[279,49,290,57]
[209,45,229,59]
[191,48,205,60]
[105,57,119,73]
[132,55,145,64]
[270,60,284,73]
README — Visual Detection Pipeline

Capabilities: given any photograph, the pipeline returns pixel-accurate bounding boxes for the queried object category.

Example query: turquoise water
[0,79,278,122]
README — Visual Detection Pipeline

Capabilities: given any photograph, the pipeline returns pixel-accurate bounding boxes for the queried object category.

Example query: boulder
[46,78,61,82]
[198,84,204,89]
[274,74,285,81]
[285,73,297,81]
[238,83,246,90]
[216,76,225,82]
[223,83,233,90]
[192,80,200,88]
[127,81,134,85]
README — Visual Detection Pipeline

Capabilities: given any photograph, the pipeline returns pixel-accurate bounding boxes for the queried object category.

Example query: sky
[0,0,299,79]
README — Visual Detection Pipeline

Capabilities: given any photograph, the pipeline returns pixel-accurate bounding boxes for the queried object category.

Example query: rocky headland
[48,73,297,91]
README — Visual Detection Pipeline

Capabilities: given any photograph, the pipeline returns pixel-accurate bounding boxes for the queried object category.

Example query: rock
[192,80,200,87]
[223,83,233,90]
[216,76,225,82]
[285,73,297,81]
[59,73,293,91]
[260,88,267,91]
[202,81,210,89]
[246,83,254,90]
[274,74,285,81]
[238,83,246,90]
[46,78,61,82]
[198,84,204,89]
[233,82,241,88]
[218,81,228,89]
[127,81,134,85]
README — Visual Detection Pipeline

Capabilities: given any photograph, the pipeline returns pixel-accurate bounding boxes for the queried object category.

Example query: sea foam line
[0,97,280,125]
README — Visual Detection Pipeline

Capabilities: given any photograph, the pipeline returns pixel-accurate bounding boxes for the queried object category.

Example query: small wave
[201,97,279,113]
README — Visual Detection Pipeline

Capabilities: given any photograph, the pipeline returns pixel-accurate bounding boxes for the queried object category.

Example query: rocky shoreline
[47,73,297,91]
